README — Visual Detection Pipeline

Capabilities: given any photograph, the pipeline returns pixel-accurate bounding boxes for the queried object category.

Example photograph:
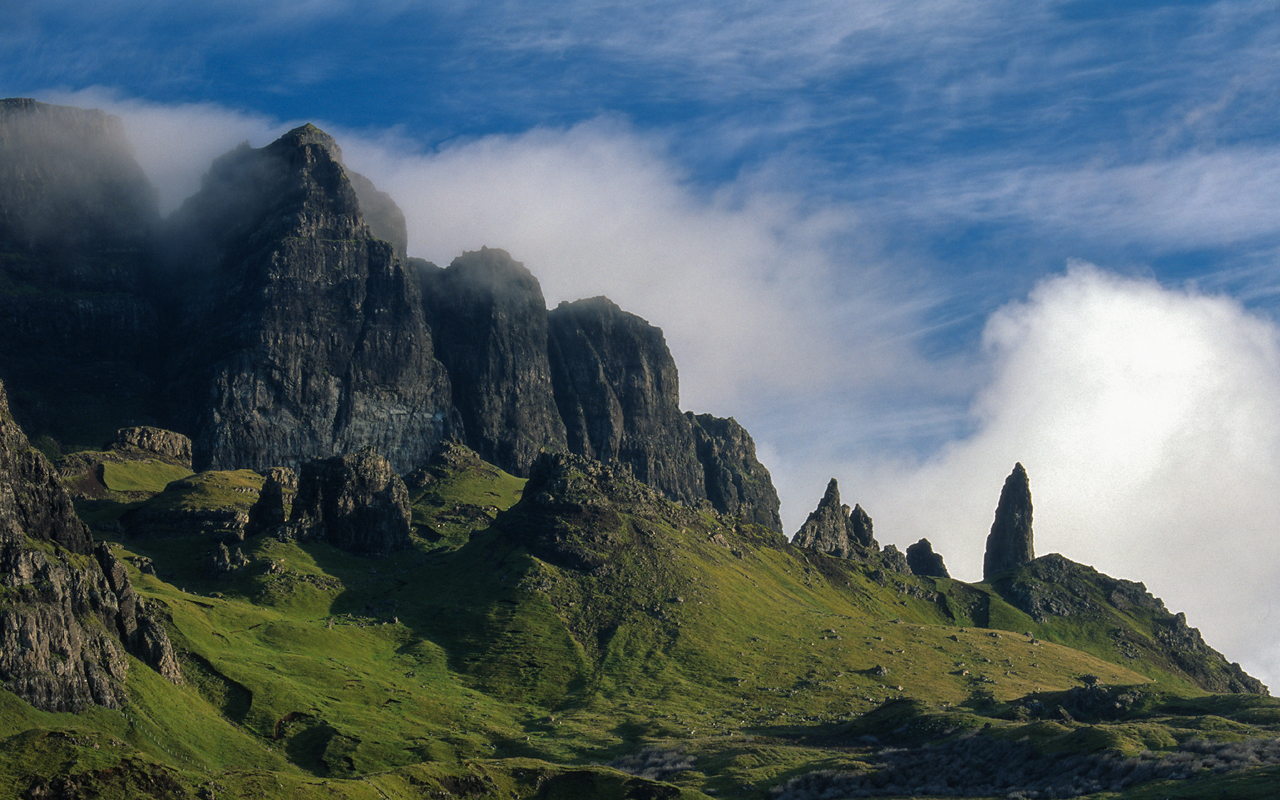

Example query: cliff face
[0,102,784,531]
[547,297,707,507]
[423,248,567,474]
[688,413,782,530]
[164,124,460,474]
[0,99,161,445]
[0,379,180,712]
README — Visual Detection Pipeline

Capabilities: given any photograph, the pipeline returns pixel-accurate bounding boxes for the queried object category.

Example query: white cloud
[337,117,943,413]
[843,263,1280,688]
[40,87,292,212]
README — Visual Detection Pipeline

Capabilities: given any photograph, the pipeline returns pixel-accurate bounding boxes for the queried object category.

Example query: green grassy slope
[1,446,1277,799]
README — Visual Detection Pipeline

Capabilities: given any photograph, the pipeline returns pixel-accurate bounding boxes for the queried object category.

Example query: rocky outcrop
[246,467,296,536]
[498,450,683,572]
[688,413,782,531]
[286,448,412,555]
[906,538,949,578]
[164,124,460,474]
[792,479,859,558]
[996,554,1266,695]
[983,463,1034,580]
[209,542,250,579]
[422,248,567,474]
[791,479,910,573]
[0,379,180,711]
[111,426,193,468]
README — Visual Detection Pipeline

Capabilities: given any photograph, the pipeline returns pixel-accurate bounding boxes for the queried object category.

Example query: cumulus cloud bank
[845,264,1280,686]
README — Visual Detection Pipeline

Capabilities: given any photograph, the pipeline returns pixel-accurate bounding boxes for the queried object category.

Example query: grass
[4,446,1279,799]
[100,459,193,494]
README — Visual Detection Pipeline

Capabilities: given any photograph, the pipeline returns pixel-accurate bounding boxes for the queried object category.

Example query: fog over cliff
[39,89,1280,690]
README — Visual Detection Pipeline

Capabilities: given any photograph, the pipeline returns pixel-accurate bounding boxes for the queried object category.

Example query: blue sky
[9,0,1280,686]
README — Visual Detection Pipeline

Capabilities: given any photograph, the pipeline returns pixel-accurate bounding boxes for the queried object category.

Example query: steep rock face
[165,124,459,473]
[0,99,161,446]
[547,297,705,507]
[983,463,1034,580]
[0,98,156,256]
[688,413,782,531]
[287,449,412,555]
[996,554,1266,695]
[906,538,949,578]
[0,379,180,711]
[422,248,567,474]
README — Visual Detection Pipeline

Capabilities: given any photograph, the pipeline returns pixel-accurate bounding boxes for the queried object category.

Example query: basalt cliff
[0,98,779,533]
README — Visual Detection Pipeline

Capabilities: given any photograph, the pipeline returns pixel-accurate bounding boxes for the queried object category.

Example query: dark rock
[792,479,912,573]
[547,297,705,506]
[346,168,408,261]
[498,451,684,572]
[791,479,885,558]
[906,538,950,578]
[123,498,249,541]
[422,247,567,474]
[849,503,875,549]
[687,413,782,531]
[209,542,249,578]
[164,124,460,474]
[983,463,1034,580]
[287,448,412,555]
[111,426,193,468]
[792,479,859,559]
[879,544,910,575]
[0,378,180,711]
[246,466,295,536]
[0,98,156,258]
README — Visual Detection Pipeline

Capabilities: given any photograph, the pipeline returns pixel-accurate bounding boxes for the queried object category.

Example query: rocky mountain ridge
[0,98,780,530]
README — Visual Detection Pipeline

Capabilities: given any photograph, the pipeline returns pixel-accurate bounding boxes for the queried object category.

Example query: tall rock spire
[983,462,1034,580]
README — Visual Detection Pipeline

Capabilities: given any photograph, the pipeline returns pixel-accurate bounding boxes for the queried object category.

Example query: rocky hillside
[0,379,180,712]
[1,436,1275,798]
[0,99,780,529]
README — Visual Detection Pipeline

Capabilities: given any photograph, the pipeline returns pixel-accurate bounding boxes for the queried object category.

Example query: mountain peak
[274,122,343,160]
